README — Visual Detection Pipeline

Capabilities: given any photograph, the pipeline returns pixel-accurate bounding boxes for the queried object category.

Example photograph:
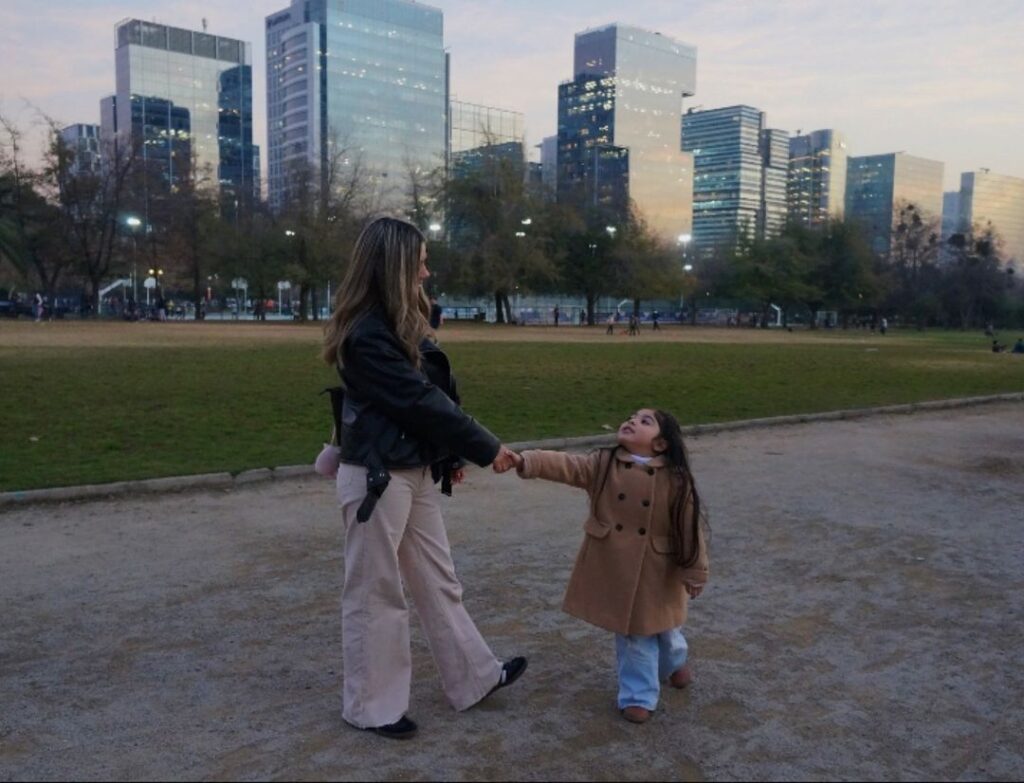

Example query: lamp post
[677,233,692,323]
[126,216,142,303]
[428,223,442,242]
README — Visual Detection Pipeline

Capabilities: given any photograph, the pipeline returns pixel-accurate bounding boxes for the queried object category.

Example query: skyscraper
[103,19,259,201]
[266,0,447,212]
[557,24,696,241]
[845,153,944,256]
[59,124,102,176]
[788,130,848,228]
[682,105,788,256]
[449,100,525,176]
[957,170,1024,265]
[539,135,558,197]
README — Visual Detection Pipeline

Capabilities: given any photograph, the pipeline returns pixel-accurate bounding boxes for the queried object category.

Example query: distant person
[1011,339,1024,354]
[984,322,995,337]
[553,305,560,327]
[156,293,167,322]
[880,317,888,336]
[579,310,586,327]
[429,296,443,329]
[493,408,709,725]
[628,314,640,336]
[34,292,43,322]
[992,339,1006,354]
[606,313,616,335]
[651,311,661,331]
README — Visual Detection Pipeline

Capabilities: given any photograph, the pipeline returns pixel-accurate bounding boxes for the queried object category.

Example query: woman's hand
[492,446,522,473]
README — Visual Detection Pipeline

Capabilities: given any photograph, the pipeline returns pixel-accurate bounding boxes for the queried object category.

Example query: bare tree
[280,132,371,321]
[0,113,74,302]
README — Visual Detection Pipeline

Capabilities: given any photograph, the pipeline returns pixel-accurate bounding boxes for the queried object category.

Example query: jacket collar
[612,446,667,468]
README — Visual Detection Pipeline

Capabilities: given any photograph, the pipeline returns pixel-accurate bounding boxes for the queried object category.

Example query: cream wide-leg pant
[337,462,503,728]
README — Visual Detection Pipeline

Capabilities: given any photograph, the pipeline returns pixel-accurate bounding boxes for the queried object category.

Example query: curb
[2,393,1021,510]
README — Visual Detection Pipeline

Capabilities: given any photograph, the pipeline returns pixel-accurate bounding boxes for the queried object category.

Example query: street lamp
[145,268,164,307]
[515,231,526,238]
[126,216,142,303]
[677,234,693,324]
[428,222,442,242]
[521,218,532,226]
[285,230,296,237]
[606,226,617,238]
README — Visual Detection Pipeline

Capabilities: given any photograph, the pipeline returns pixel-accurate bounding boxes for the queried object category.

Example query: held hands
[492,445,523,474]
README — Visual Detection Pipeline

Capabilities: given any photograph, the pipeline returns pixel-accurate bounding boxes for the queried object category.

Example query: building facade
[557,24,696,241]
[449,99,525,175]
[788,129,847,228]
[845,153,944,257]
[956,170,1024,266]
[59,124,103,176]
[103,19,259,201]
[266,0,447,212]
[681,105,788,256]
[538,135,558,197]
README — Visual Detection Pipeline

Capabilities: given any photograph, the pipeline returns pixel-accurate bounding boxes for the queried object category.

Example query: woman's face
[418,243,431,287]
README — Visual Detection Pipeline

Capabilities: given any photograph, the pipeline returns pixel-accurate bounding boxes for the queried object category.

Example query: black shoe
[486,657,528,698]
[365,715,418,740]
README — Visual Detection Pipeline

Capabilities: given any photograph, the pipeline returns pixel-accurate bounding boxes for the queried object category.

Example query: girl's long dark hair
[654,409,708,568]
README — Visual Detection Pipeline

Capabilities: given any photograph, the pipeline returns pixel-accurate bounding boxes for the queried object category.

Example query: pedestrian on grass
[1012,338,1024,354]
[628,314,640,336]
[494,408,709,724]
[606,312,616,335]
[429,295,443,329]
[322,216,526,741]
[554,304,560,327]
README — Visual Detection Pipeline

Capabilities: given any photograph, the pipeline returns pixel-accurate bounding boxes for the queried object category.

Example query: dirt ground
[1,404,1023,781]
[0,318,919,350]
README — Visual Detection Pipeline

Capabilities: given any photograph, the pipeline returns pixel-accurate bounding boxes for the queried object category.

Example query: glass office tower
[557,24,697,241]
[59,124,102,176]
[104,19,259,200]
[957,170,1024,266]
[266,0,447,212]
[449,100,525,176]
[845,153,944,257]
[682,105,788,257]
[788,130,848,228]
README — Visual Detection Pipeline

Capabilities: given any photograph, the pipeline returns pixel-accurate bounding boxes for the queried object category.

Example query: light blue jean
[615,628,688,710]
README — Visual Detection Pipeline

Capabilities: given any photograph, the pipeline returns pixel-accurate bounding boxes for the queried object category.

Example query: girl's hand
[684,582,704,599]
[492,446,522,473]
[452,468,466,484]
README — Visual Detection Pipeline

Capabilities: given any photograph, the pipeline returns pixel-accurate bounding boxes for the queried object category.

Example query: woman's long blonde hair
[322,216,432,368]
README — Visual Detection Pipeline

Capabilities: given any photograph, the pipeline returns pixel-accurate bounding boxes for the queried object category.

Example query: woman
[323,217,525,740]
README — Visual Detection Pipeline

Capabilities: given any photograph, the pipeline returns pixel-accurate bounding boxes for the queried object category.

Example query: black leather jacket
[338,308,501,473]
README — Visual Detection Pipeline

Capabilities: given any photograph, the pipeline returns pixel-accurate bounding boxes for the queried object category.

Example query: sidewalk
[1,403,1023,781]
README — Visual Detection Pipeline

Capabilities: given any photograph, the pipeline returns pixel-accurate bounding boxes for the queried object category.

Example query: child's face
[617,409,667,456]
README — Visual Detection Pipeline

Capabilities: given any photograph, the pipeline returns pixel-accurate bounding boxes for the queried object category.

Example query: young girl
[496,408,709,724]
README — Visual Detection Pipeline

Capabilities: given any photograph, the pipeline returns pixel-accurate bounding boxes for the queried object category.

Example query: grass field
[1,320,1022,491]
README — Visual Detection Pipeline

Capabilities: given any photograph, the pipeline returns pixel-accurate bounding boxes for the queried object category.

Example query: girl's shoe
[621,706,651,724]
[669,665,694,689]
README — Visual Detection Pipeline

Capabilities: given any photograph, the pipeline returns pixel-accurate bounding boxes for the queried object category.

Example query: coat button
[618,493,626,501]
[647,468,655,476]
[638,528,647,535]
[615,524,623,531]
[642,500,650,507]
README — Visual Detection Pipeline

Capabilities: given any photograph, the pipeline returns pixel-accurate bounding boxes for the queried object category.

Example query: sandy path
[1,403,1022,780]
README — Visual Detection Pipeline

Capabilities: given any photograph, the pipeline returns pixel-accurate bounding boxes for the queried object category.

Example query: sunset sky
[3,0,1022,190]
